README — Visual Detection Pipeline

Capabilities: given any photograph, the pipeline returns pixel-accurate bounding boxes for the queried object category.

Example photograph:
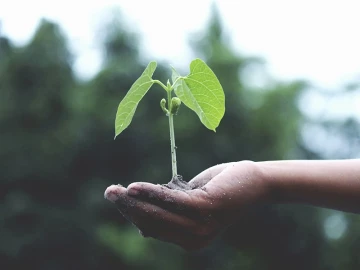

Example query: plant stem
[167,90,178,177]
[152,80,168,91]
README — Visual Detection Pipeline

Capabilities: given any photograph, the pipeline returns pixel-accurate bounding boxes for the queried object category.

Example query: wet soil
[163,175,192,191]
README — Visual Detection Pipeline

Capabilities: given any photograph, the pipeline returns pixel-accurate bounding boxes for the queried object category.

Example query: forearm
[258,159,360,213]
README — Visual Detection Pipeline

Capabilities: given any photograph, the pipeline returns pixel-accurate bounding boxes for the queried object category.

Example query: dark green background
[1,7,360,270]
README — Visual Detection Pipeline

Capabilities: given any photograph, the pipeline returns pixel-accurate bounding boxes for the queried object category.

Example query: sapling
[114,58,225,189]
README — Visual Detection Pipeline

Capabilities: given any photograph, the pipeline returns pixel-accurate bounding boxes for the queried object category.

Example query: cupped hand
[104,161,269,250]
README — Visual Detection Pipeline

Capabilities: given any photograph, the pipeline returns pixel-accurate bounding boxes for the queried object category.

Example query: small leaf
[114,61,157,138]
[173,59,225,131]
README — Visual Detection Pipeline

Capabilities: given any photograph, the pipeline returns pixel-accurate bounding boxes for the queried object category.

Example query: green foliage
[97,224,151,264]
[114,61,157,137]
[172,59,225,131]
[114,58,225,136]
[1,5,360,270]
[114,58,225,176]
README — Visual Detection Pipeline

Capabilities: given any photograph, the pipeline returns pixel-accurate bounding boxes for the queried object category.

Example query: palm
[104,161,267,250]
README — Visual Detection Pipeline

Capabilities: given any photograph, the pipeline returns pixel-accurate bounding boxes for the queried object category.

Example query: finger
[107,184,197,228]
[106,185,219,250]
[104,184,127,203]
[113,192,210,237]
[188,163,229,188]
[113,194,216,250]
[127,182,209,218]
[105,184,135,221]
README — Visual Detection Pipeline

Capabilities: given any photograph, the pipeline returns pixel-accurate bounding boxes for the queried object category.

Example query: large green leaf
[172,59,225,131]
[114,61,157,138]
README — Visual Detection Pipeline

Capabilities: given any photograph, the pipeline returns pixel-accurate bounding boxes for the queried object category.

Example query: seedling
[114,59,225,187]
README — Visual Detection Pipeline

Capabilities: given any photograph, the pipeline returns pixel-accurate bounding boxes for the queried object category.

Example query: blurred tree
[0,19,129,269]
[1,5,359,270]
[0,19,74,184]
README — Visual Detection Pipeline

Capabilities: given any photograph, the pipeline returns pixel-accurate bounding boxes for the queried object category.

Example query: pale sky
[1,0,360,90]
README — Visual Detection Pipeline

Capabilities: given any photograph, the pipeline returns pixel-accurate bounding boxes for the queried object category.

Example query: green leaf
[114,61,157,138]
[172,59,225,131]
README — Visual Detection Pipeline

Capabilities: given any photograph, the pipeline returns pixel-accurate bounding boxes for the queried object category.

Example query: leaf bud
[170,97,181,115]
[160,98,169,115]
[166,79,171,90]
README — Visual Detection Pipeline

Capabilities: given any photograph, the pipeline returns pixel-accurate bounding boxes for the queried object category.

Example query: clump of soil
[163,175,192,191]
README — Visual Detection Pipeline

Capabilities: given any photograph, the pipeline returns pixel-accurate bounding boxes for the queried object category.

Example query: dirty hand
[104,161,269,250]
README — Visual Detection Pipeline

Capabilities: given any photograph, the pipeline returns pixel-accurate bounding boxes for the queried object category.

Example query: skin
[104,159,360,251]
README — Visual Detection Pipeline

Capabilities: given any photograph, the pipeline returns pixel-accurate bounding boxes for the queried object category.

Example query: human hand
[104,161,269,250]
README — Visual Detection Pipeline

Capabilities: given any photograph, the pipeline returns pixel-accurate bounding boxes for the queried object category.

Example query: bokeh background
[1,1,360,269]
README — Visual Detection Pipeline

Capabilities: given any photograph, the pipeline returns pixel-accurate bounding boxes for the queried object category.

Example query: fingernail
[104,185,122,203]
[127,186,140,196]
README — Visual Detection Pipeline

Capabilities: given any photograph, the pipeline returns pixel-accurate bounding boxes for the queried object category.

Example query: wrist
[234,160,274,204]
[255,161,283,204]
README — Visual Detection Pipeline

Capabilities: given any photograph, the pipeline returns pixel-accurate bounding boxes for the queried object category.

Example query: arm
[260,159,360,213]
[105,159,360,250]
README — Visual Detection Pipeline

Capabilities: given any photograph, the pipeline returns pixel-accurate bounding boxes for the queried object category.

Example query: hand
[104,161,269,250]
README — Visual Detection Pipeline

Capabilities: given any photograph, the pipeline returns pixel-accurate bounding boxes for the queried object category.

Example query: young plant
[114,58,225,186]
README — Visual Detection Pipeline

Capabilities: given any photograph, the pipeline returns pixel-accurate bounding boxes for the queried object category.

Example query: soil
[163,175,193,191]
